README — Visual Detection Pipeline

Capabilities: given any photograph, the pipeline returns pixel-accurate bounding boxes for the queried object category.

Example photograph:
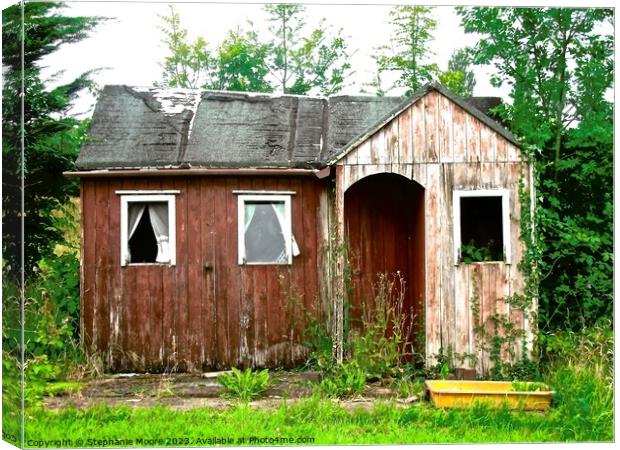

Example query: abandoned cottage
[70,82,534,373]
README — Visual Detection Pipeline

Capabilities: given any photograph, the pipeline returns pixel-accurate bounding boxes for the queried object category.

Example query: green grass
[21,385,611,448]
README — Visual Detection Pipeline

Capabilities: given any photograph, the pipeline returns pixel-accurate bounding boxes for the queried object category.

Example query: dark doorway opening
[344,173,425,360]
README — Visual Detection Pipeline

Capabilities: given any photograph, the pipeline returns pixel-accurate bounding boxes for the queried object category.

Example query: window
[237,193,299,265]
[119,193,177,266]
[453,189,510,264]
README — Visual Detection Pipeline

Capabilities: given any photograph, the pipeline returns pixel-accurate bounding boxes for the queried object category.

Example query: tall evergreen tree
[2,2,102,273]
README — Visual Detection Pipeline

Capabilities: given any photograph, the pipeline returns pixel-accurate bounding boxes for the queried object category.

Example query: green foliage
[391,377,424,398]
[2,2,101,272]
[447,48,476,96]
[458,7,613,331]
[213,30,272,92]
[158,4,351,96]
[510,381,546,392]
[157,5,271,92]
[318,361,366,398]
[540,321,612,383]
[217,368,272,402]
[375,6,438,95]
[548,365,613,441]
[459,242,501,264]
[22,365,612,444]
[349,273,413,381]
[437,48,476,97]
[264,4,352,95]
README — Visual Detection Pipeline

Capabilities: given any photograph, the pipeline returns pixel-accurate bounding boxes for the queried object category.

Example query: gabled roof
[75,86,403,170]
[74,83,519,171]
[326,82,520,165]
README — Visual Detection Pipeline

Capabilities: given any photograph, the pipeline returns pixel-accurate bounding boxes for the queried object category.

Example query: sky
[3,0,616,117]
[30,0,506,117]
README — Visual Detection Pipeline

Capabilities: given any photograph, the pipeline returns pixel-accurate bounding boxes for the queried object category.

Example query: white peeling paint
[187,91,202,138]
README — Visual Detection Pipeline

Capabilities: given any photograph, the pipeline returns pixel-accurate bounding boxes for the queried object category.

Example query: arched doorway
[344,172,425,358]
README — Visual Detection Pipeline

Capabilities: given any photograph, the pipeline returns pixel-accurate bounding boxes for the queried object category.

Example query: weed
[548,364,613,441]
[510,381,547,392]
[391,377,424,398]
[318,361,366,398]
[350,272,413,381]
[217,368,272,402]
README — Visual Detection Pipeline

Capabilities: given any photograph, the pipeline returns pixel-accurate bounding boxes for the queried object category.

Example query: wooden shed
[71,82,534,373]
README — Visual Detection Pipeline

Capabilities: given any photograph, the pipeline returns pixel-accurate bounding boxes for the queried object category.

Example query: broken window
[120,194,176,266]
[238,194,299,265]
[453,190,510,264]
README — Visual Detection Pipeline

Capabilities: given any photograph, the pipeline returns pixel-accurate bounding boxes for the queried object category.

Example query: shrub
[217,368,272,402]
[541,323,614,442]
[548,364,613,441]
[318,361,366,398]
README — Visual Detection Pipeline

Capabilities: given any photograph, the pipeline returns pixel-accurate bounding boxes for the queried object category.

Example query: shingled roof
[75,84,517,171]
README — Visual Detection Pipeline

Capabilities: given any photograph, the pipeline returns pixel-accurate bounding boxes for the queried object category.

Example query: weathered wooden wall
[335,90,532,372]
[81,175,329,372]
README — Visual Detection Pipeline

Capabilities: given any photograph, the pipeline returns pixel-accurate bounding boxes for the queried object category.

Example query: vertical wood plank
[173,177,189,369]
[479,124,494,163]
[481,163,494,188]
[81,180,96,351]
[386,117,399,167]
[439,164,454,360]
[412,102,425,162]
[370,128,385,164]
[466,115,481,163]
[145,178,164,369]
[452,104,467,163]
[495,134,507,162]
[506,143,520,162]
[302,179,319,353]
[424,92,439,162]
[454,266,471,367]
[107,179,121,367]
[94,180,110,355]
[469,265,483,373]
[398,107,412,164]
[425,164,441,362]
[438,94,454,163]
[356,140,372,165]
[412,163,427,189]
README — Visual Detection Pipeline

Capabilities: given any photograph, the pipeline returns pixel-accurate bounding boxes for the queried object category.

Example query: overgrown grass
[22,385,611,447]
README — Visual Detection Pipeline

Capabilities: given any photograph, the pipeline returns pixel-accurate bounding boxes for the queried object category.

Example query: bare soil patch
[42,372,420,411]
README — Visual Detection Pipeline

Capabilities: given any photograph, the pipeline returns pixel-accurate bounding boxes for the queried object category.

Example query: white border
[452,189,510,265]
[120,193,177,266]
[237,194,292,265]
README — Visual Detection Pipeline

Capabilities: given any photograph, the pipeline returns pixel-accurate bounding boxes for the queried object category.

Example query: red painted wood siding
[81,175,327,371]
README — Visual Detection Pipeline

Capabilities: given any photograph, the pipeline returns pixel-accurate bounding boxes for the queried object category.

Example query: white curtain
[148,203,170,263]
[270,202,300,257]
[244,204,257,232]
[126,203,146,263]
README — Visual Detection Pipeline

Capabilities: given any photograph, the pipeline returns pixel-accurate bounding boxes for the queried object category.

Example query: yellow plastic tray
[425,380,554,411]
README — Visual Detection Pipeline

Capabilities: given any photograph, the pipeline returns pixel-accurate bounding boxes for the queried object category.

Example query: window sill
[122,263,175,267]
[239,262,292,266]
[454,261,510,266]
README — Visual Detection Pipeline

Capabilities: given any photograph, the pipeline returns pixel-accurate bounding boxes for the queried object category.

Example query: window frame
[237,193,293,266]
[119,193,177,266]
[452,189,511,265]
